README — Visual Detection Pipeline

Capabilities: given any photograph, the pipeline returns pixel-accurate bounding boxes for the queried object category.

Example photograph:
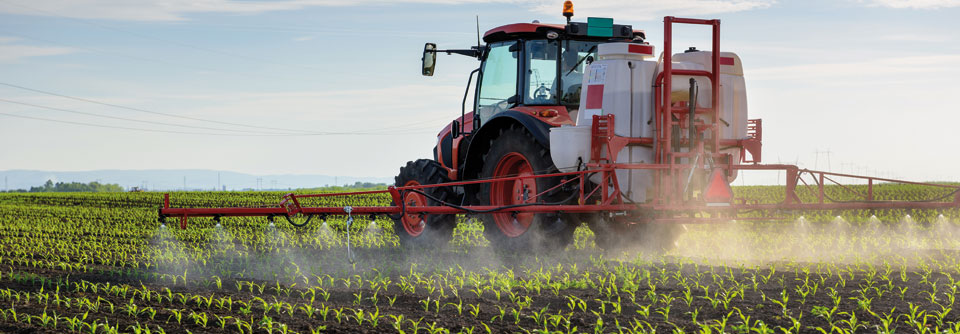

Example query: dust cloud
[669,215,960,266]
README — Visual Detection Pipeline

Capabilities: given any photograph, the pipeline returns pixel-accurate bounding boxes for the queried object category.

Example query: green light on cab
[586,17,613,37]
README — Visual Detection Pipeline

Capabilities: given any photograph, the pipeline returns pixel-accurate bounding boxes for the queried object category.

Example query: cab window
[477,41,518,123]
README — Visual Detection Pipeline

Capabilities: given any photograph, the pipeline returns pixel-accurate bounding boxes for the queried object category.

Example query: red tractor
[396,3,694,252]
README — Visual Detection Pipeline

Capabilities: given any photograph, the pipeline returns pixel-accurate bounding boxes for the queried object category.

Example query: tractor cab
[422,8,646,132]
[475,20,643,124]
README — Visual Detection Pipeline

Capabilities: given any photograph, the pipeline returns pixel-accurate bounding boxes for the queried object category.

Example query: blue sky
[0,0,958,184]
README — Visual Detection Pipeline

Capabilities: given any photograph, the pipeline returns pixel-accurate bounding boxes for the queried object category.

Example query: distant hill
[0,170,392,191]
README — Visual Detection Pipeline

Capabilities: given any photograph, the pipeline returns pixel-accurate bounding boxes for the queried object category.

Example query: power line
[0,82,317,133]
[0,110,432,136]
[0,98,299,134]
[0,82,440,135]
[0,110,260,136]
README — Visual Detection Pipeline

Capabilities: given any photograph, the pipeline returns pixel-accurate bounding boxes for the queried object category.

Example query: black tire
[589,216,686,256]
[472,125,577,253]
[392,159,458,247]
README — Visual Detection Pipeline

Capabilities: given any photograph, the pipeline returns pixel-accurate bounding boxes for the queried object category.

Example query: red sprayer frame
[159,163,960,229]
[158,16,960,229]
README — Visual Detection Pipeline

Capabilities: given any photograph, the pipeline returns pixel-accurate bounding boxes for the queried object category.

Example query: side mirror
[451,120,460,138]
[422,43,437,76]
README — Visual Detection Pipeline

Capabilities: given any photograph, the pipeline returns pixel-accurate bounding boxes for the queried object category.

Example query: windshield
[521,39,599,109]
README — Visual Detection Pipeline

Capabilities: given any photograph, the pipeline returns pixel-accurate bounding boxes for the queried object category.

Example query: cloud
[859,0,960,9]
[878,33,952,43]
[527,0,776,21]
[747,54,960,83]
[0,37,76,62]
[0,0,774,22]
[0,0,494,21]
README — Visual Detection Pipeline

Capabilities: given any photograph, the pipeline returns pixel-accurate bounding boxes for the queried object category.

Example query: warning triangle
[704,168,733,204]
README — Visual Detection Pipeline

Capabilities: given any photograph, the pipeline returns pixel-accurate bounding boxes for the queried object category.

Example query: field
[1,185,960,334]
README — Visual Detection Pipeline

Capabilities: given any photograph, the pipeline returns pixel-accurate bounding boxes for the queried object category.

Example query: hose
[284,214,313,227]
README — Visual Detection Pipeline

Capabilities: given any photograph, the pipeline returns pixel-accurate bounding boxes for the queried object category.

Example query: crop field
[1,185,960,334]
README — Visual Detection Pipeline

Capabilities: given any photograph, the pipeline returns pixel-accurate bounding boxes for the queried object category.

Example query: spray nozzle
[344,206,356,264]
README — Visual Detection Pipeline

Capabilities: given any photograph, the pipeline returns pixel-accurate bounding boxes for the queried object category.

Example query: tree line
[3,180,124,193]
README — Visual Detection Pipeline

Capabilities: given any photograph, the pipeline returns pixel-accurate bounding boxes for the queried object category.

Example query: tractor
[395,2,730,252]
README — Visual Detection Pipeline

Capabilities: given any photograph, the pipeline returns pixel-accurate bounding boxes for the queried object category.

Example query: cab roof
[483,22,645,44]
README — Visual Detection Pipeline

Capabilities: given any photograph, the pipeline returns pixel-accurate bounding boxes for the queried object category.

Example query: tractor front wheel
[392,159,458,247]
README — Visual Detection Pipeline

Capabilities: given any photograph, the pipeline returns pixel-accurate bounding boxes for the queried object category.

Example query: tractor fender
[460,110,552,182]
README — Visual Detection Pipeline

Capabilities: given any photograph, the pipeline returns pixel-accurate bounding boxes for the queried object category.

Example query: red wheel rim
[490,152,536,237]
[401,180,426,237]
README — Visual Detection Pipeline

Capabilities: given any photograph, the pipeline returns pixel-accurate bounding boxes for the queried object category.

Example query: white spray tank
[549,43,751,201]
[670,50,749,182]
[549,42,658,203]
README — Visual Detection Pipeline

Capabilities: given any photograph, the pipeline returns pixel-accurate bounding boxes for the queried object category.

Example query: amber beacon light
[563,1,574,22]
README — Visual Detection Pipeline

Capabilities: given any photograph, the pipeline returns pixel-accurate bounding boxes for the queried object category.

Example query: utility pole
[218,172,221,191]
[814,149,832,171]
[183,176,187,191]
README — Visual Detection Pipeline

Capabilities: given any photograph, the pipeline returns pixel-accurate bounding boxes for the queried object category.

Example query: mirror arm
[436,48,483,59]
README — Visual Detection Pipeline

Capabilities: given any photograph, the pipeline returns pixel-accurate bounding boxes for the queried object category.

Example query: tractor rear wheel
[474,125,577,253]
[392,159,458,247]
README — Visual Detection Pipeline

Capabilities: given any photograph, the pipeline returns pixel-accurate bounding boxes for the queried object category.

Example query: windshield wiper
[564,45,598,76]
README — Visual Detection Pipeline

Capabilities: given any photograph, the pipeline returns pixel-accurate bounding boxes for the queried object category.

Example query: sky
[0,0,958,185]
